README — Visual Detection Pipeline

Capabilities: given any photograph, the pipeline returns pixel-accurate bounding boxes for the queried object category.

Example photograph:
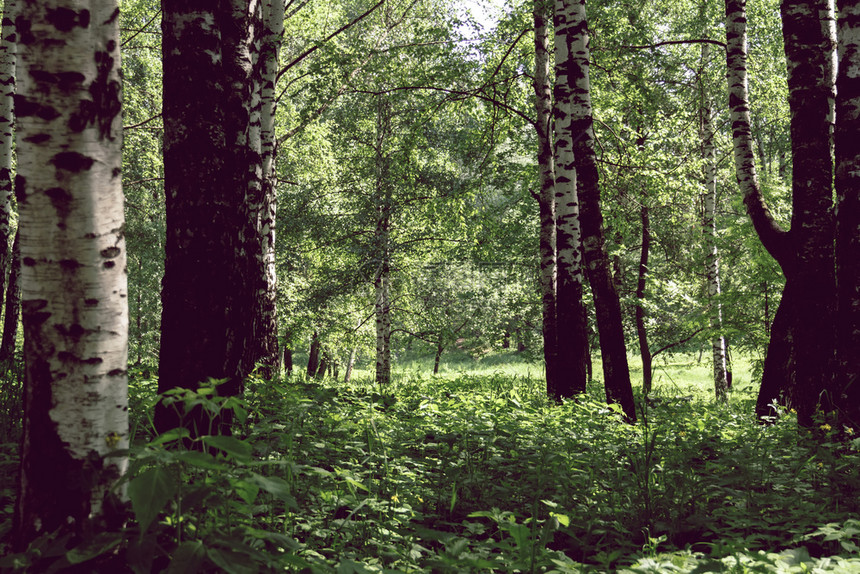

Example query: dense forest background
[122,0,782,386]
[1,0,860,571]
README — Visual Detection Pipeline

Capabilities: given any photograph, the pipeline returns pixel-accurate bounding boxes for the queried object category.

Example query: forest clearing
[2,0,860,571]
[5,351,860,572]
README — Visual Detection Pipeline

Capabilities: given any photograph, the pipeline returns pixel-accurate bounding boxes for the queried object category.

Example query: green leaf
[201,435,253,461]
[127,467,177,535]
[174,449,227,471]
[248,473,298,507]
[149,428,190,446]
[65,532,122,564]
[166,541,206,574]
[207,546,256,574]
[550,512,571,527]
[229,478,260,505]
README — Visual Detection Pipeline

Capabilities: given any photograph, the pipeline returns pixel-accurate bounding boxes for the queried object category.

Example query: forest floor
[2,351,860,572]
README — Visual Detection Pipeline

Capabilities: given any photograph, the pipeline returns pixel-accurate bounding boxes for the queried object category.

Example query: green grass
[2,353,859,573]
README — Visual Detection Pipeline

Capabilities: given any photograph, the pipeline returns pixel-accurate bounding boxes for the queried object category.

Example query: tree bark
[13,0,127,548]
[307,330,320,377]
[253,0,285,379]
[157,1,264,436]
[0,0,16,309]
[0,228,19,363]
[725,0,836,423]
[552,0,589,400]
[374,96,392,386]
[780,0,837,425]
[344,347,357,383]
[534,0,562,399]
[434,341,444,374]
[835,0,860,426]
[557,0,635,420]
[700,73,730,401]
[635,205,652,394]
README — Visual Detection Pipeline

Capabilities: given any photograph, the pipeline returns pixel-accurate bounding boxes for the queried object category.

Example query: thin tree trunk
[254,0,286,379]
[0,228,18,363]
[434,341,444,375]
[316,348,328,379]
[13,0,127,547]
[307,330,320,377]
[635,205,652,394]
[552,0,589,400]
[533,0,561,399]
[834,0,860,426]
[344,347,357,383]
[700,68,729,401]
[374,96,392,387]
[0,0,16,309]
[558,0,635,420]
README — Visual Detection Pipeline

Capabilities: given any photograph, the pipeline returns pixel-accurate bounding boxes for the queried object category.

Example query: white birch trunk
[701,100,729,400]
[14,0,127,545]
[258,0,284,376]
[0,0,17,301]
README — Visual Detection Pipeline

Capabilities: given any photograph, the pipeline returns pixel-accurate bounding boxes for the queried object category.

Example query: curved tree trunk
[557,0,635,420]
[726,0,835,423]
[13,0,127,548]
[552,0,589,400]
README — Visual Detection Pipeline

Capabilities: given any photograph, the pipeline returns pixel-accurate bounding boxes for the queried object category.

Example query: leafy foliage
[3,363,859,572]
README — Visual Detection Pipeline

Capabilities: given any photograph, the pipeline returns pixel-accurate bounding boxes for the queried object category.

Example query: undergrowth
[1,366,860,572]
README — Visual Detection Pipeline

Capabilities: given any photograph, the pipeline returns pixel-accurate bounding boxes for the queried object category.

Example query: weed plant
[1,357,860,572]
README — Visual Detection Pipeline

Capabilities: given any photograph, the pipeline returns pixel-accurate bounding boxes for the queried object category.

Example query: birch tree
[533,0,562,398]
[699,46,729,401]
[835,0,860,427]
[725,0,836,423]
[157,0,264,435]
[13,0,128,547]
[556,0,635,420]
[552,0,589,399]
[0,0,16,307]
[256,0,285,378]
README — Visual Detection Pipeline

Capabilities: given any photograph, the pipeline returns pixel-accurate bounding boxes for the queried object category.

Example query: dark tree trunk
[316,349,328,380]
[156,1,264,437]
[307,331,320,378]
[635,206,652,394]
[0,228,18,364]
[778,0,836,425]
[284,347,293,376]
[755,281,798,420]
[558,0,634,420]
[835,0,860,426]
[434,342,443,374]
[726,0,835,424]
